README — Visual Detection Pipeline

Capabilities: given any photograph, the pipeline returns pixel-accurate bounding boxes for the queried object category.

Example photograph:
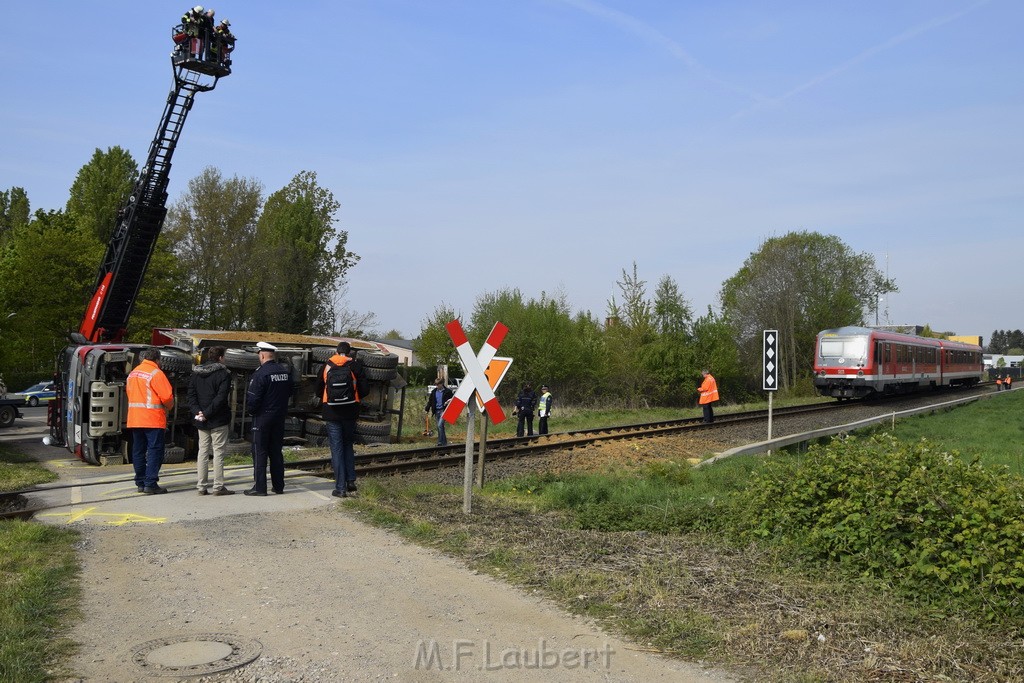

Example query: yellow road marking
[39,507,167,525]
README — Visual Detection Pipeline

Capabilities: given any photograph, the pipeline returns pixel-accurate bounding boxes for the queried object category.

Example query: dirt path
[62,501,737,682]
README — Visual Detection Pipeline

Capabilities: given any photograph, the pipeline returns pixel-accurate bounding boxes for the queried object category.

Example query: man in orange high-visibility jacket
[698,369,719,424]
[127,348,175,494]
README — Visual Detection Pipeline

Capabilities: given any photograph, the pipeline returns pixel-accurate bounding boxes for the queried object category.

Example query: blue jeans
[131,427,165,489]
[326,418,356,491]
[435,414,447,445]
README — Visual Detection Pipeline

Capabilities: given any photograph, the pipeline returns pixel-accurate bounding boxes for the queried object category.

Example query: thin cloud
[554,0,767,104]
[741,0,992,115]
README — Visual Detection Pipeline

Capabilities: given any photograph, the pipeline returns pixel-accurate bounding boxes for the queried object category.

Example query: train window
[820,338,866,359]
[884,343,891,363]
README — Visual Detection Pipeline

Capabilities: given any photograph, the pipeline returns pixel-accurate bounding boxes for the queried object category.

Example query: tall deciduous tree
[165,167,263,329]
[66,147,137,244]
[0,187,30,246]
[0,211,105,379]
[719,231,896,391]
[252,171,358,334]
[415,304,462,373]
[467,288,603,402]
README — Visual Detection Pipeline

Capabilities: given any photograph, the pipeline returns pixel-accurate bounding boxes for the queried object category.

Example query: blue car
[18,382,56,407]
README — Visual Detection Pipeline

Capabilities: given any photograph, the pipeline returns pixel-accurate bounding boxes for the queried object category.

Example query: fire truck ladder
[78,49,230,344]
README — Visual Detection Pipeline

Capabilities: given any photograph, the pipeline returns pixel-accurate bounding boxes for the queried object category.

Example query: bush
[736,433,1024,619]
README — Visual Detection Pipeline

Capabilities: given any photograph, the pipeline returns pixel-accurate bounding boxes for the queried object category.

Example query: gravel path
[62,503,735,682]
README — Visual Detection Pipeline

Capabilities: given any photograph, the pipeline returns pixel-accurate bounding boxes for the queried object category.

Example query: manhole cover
[132,633,262,676]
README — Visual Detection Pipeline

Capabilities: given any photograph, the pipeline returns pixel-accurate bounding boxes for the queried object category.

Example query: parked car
[17,381,57,407]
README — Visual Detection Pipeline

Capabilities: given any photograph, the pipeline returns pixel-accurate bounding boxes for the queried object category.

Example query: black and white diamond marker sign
[763,330,778,391]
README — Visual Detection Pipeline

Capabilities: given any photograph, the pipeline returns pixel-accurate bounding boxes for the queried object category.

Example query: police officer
[245,342,292,496]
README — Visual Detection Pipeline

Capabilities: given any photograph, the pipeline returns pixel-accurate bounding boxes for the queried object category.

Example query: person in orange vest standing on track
[1005,374,1013,391]
[698,369,719,424]
[127,348,175,494]
[996,375,1004,391]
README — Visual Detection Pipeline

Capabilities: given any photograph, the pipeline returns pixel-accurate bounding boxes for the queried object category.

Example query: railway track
[0,385,998,520]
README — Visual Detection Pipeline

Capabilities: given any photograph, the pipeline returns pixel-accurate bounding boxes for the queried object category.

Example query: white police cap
[256,341,277,352]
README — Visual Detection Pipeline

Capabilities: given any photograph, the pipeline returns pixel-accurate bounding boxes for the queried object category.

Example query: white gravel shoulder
[63,504,737,682]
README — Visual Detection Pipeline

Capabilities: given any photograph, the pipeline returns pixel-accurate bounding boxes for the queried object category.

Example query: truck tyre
[0,405,16,428]
[305,418,329,436]
[355,420,391,437]
[224,348,259,370]
[363,366,398,382]
[360,352,399,370]
[158,348,193,374]
[164,446,185,464]
[312,346,335,362]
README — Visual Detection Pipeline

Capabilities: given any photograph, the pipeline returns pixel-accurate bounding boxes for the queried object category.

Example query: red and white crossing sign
[442,320,508,425]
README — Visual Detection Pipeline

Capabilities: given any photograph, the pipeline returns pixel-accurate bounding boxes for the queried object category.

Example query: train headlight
[857,370,864,377]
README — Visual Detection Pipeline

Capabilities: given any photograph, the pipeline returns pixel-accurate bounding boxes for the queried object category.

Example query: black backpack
[325,359,359,406]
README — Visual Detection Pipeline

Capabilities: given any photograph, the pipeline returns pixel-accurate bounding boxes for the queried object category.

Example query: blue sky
[1,1,1019,341]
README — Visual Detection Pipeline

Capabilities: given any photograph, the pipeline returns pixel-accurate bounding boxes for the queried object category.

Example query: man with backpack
[317,341,366,498]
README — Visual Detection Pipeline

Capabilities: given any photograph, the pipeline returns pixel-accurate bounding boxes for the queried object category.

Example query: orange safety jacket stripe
[126,360,173,428]
[698,375,719,405]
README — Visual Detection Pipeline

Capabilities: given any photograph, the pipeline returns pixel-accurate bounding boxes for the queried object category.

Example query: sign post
[443,320,510,513]
[763,330,779,447]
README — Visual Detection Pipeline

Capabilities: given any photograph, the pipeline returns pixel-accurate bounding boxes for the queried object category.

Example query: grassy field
[877,389,1024,475]
[350,389,1024,682]
[0,445,78,682]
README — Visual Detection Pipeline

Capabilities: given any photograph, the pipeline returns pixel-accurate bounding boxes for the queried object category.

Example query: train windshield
[819,337,867,361]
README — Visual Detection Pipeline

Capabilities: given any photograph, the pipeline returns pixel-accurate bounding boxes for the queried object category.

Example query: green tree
[0,187,30,246]
[0,211,104,378]
[720,231,896,392]
[415,304,462,373]
[604,263,658,407]
[165,167,263,329]
[126,232,192,342]
[252,171,358,334]
[640,275,697,405]
[467,288,603,403]
[690,307,742,402]
[66,147,138,244]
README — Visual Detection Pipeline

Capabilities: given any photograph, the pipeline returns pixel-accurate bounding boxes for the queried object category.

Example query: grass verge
[0,521,80,682]
[0,445,57,493]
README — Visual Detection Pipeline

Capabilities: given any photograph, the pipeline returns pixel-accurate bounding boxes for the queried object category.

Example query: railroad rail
[0,385,998,520]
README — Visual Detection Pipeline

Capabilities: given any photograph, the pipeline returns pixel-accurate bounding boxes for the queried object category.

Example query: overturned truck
[54,329,401,465]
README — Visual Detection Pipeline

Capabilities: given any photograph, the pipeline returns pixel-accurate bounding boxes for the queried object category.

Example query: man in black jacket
[425,378,454,446]
[187,346,234,495]
[513,383,537,437]
[245,342,293,496]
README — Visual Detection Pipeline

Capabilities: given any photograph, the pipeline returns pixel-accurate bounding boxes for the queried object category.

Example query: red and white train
[813,326,984,399]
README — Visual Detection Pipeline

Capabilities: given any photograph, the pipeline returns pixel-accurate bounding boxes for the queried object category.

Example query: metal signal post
[764,330,779,446]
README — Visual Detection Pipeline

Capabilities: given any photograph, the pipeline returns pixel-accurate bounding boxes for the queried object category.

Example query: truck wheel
[355,421,391,436]
[224,348,259,370]
[360,352,399,369]
[164,446,185,464]
[158,348,193,374]
[312,346,335,362]
[0,406,15,428]
[363,366,398,382]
